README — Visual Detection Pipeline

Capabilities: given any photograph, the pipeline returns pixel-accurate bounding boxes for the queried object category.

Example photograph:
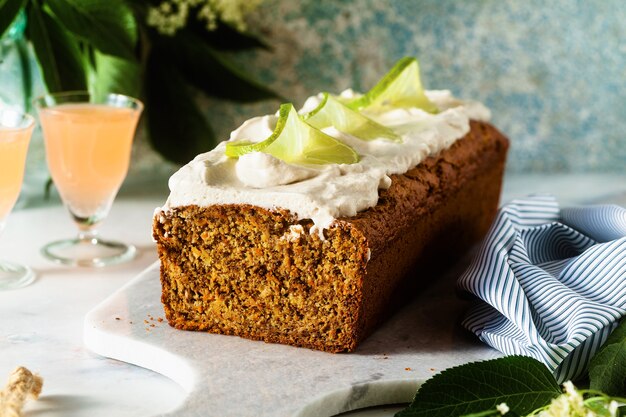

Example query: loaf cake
[153,58,509,352]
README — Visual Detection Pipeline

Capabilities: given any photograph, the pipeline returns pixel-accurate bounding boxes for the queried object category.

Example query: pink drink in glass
[0,108,35,289]
[36,92,143,267]
[0,124,32,222]
[39,104,140,221]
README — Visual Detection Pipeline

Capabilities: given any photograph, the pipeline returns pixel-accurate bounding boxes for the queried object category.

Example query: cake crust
[153,121,509,352]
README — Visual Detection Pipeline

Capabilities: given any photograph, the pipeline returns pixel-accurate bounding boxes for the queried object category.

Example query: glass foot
[42,236,136,267]
[0,260,36,290]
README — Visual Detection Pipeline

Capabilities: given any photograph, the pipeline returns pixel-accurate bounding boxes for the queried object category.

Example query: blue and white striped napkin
[457,195,626,382]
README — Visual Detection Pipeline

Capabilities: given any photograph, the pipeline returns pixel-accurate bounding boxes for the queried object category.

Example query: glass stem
[77,228,99,244]
[71,210,104,243]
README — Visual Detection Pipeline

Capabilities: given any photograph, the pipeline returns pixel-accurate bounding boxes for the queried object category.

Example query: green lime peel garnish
[225,103,359,165]
[346,57,438,114]
[303,93,401,142]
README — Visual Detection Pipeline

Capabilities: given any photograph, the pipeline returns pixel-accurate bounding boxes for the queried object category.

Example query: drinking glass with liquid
[35,92,143,267]
[0,108,35,289]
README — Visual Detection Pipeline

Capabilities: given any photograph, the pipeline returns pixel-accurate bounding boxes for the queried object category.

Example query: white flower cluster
[147,0,263,36]
[526,381,621,417]
[496,403,510,415]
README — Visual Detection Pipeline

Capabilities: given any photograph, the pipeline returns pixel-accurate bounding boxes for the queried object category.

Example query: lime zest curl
[225,103,359,165]
[303,93,401,142]
[346,56,438,114]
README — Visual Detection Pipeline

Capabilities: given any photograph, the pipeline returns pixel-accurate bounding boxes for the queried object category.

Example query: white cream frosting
[236,152,319,189]
[158,90,490,233]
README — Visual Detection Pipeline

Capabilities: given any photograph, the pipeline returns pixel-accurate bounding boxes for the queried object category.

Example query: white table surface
[1,173,624,417]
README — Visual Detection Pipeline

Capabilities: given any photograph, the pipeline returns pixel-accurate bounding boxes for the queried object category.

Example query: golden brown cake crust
[153,121,509,352]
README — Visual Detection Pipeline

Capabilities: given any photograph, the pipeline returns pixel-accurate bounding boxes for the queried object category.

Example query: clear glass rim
[0,107,36,130]
[0,260,36,291]
[33,91,144,113]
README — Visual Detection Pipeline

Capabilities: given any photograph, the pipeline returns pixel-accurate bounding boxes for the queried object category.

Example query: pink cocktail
[0,108,35,289]
[36,92,143,267]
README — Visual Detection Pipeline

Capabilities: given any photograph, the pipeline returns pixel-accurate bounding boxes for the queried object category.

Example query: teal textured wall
[205,0,625,173]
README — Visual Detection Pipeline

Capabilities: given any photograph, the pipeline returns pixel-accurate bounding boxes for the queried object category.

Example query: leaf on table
[395,356,560,417]
[0,0,26,38]
[91,51,140,99]
[589,318,626,397]
[27,2,87,92]
[155,30,282,103]
[461,411,520,417]
[45,0,137,60]
[144,49,216,164]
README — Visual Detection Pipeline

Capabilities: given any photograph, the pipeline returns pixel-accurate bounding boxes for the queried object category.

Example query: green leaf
[584,397,618,417]
[0,0,26,37]
[461,410,520,417]
[45,0,137,59]
[154,30,281,103]
[395,356,561,417]
[144,49,215,164]
[27,2,87,92]
[15,32,33,111]
[90,51,140,98]
[589,319,626,397]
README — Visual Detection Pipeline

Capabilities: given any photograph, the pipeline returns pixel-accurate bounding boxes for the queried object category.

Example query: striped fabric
[457,195,626,382]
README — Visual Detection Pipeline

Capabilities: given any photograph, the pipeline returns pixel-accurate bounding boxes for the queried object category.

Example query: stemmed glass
[0,108,35,289]
[35,92,143,267]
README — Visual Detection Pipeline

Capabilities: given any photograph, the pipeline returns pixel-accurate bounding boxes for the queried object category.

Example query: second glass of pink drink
[35,92,143,267]
[0,108,35,288]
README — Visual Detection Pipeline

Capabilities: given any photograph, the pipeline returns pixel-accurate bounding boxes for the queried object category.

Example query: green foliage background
[0,0,279,164]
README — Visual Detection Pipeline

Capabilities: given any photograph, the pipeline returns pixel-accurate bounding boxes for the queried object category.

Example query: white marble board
[84,258,501,417]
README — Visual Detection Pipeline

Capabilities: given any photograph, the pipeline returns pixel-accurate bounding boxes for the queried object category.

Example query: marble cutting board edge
[84,261,501,417]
